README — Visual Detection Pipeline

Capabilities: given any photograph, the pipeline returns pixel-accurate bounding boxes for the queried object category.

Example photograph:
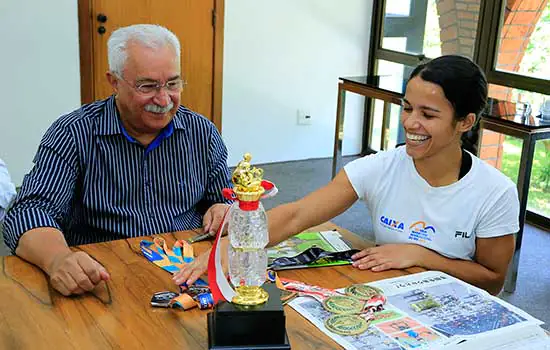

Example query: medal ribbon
[267,270,343,302]
[140,237,213,310]
[267,270,385,316]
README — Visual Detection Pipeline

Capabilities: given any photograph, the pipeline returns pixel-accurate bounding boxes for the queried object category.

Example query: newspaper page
[289,271,547,350]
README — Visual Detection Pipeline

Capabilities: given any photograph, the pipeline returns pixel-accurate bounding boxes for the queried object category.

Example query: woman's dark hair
[408,55,488,154]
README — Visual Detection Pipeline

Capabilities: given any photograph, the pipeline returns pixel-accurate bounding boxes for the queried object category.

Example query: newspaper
[289,271,549,349]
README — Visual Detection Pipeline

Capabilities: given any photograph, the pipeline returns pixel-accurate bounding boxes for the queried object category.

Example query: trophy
[207,154,290,350]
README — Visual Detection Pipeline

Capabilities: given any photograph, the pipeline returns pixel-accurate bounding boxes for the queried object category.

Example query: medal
[345,284,383,300]
[345,284,387,312]
[324,314,370,336]
[267,271,382,336]
[323,295,365,314]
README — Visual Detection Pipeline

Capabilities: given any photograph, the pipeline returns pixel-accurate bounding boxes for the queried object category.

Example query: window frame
[476,0,550,95]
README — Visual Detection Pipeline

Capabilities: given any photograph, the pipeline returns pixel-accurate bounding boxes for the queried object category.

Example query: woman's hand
[172,249,210,287]
[351,244,426,272]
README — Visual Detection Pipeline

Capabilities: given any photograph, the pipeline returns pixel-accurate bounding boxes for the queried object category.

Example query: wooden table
[0,222,425,349]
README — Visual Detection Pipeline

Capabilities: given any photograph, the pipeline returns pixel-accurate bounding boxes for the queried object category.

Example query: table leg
[380,101,391,150]
[332,84,347,179]
[504,135,536,293]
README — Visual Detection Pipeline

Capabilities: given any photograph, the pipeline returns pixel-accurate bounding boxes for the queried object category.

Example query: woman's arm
[352,234,515,295]
[424,234,515,295]
[267,170,359,246]
[173,169,359,286]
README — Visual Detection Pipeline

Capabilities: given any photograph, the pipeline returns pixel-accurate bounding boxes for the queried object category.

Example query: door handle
[98,26,106,35]
[97,14,108,23]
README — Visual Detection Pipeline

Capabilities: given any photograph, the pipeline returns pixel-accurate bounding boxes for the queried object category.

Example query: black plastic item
[150,291,179,308]
[268,247,360,270]
[207,283,290,350]
[98,26,106,35]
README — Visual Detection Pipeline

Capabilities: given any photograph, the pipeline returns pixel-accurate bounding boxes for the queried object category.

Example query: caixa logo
[380,215,405,232]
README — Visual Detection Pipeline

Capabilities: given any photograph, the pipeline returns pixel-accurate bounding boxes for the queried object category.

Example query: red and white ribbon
[207,206,235,303]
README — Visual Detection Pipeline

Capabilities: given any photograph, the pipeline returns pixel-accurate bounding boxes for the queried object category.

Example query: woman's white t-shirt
[344,147,519,260]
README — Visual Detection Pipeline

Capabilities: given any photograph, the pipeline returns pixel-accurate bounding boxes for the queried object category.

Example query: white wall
[0,0,81,185]
[222,0,373,166]
[0,0,373,183]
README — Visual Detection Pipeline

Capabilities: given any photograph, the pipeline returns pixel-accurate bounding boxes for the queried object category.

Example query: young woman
[174,55,519,295]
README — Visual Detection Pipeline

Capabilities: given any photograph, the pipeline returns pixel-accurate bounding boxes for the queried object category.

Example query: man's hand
[351,244,426,272]
[172,249,209,287]
[203,203,230,235]
[47,251,110,296]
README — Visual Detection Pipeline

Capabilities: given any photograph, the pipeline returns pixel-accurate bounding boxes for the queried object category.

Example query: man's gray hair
[107,24,181,77]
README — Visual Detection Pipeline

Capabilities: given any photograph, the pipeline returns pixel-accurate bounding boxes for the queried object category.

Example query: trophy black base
[207,283,291,350]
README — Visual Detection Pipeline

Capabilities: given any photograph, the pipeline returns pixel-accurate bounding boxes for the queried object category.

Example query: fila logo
[455,231,471,238]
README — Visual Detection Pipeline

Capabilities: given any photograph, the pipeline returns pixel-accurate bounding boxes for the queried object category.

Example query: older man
[3,24,231,296]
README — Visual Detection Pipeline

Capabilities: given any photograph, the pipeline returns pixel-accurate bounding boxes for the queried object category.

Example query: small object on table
[324,314,370,336]
[268,247,359,270]
[150,284,215,310]
[280,290,298,306]
[187,232,215,244]
[344,284,383,300]
[151,291,179,308]
[322,295,365,315]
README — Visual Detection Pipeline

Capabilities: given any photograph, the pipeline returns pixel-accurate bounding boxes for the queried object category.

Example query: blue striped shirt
[3,96,232,252]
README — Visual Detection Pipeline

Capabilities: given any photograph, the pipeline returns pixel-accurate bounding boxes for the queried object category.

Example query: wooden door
[78,0,224,128]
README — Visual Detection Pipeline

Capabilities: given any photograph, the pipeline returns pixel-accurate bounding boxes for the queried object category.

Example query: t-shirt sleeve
[343,151,390,202]
[475,184,520,238]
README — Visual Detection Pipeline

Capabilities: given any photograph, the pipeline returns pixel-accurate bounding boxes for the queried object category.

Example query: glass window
[381,0,477,58]
[486,84,550,219]
[500,137,550,218]
[488,84,550,118]
[369,60,414,151]
[385,0,411,17]
[495,0,550,80]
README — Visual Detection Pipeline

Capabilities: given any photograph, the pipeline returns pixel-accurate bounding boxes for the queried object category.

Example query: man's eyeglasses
[115,74,185,95]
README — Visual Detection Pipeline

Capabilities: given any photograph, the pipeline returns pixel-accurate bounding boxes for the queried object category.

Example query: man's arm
[16,227,72,274]
[200,123,233,234]
[352,235,515,295]
[3,122,79,254]
[3,122,109,295]
[16,227,110,295]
